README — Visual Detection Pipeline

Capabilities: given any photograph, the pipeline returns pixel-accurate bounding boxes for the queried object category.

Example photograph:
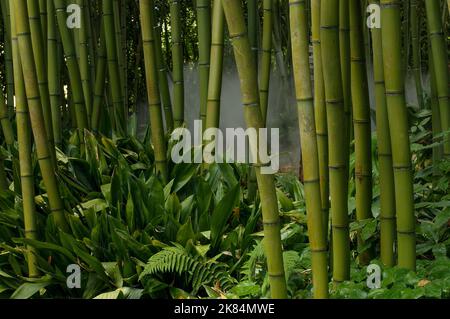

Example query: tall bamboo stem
[410,0,424,109]
[14,0,69,232]
[311,0,329,237]
[170,0,185,128]
[349,0,373,265]
[197,0,211,130]
[290,0,329,299]
[381,0,416,271]
[425,0,450,156]
[10,3,39,277]
[321,0,350,282]
[370,0,396,267]
[222,0,287,299]
[139,0,169,182]
[259,0,273,125]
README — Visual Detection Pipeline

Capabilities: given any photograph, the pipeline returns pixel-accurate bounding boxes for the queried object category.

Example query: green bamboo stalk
[222,0,287,299]
[103,0,125,135]
[76,0,92,118]
[381,0,416,271]
[139,0,169,182]
[10,4,39,277]
[170,0,185,128]
[370,0,396,268]
[1,0,14,118]
[425,0,450,156]
[0,88,14,147]
[13,0,69,232]
[53,0,89,130]
[153,11,174,133]
[91,22,108,131]
[259,0,272,125]
[113,0,126,108]
[311,0,329,236]
[289,0,328,299]
[339,0,352,147]
[27,0,56,166]
[321,0,350,282]
[39,0,47,54]
[197,0,211,130]
[47,0,62,147]
[205,0,225,131]
[410,0,424,109]
[349,0,373,265]
[247,0,258,63]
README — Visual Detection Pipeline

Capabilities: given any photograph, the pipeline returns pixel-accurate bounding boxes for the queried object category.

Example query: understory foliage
[0,107,448,299]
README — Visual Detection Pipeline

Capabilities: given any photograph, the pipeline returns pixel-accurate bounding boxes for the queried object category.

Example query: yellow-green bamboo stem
[311,0,329,236]
[139,0,169,182]
[370,0,396,267]
[290,0,329,299]
[197,0,211,130]
[321,0,350,282]
[259,0,273,125]
[425,0,450,156]
[14,0,69,232]
[10,3,39,277]
[381,0,416,271]
[349,0,373,265]
[222,0,287,299]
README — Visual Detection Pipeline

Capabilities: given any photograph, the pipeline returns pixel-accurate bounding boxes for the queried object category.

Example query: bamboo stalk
[370,0,396,268]
[103,0,126,135]
[222,0,287,299]
[321,0,350,282]
[10,3,39,277]
[349,0,373,265]
[247,0,258,63]
[27,0,56,165]
[139,0,169,182]
[410,0,424,109]
[289,0,329,299]
[1,0,14,118]
[259,0,272,125]
[13,0,69,232]
[311,0,329,237]
[153,10,174,133]
[76,0,92,118]
[205,0,225,131]
[425,0,450,156]
[381,0,416,271]
[197,0,211,130]
[170,0,185,128]
[91,22,107,131]
[47,0,62,147]
[53,0,89,130]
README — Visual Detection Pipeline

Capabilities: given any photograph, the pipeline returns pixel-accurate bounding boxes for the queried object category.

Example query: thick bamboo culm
[53,0,88,130]
[289,0,329,299]
[311,0,329,236]
[247,0,258,63]
[103,0,125,135]
[27,0,56,166]
[205,0,225,131]
[259,0,273,125]
[170,0,185,128]
[13,0,69,232]
[222,0,287,299]
[425,0,450,157]
[196,0,211,130]
[381,0,416,271]
[139,0,169,182]
[321,0,350,282]
[9,3,39,277]
[349,0,373,265]
[0,87,14,147]
[370,0,396,267]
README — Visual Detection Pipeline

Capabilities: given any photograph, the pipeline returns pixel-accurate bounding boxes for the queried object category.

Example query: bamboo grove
[0,0,449,300]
